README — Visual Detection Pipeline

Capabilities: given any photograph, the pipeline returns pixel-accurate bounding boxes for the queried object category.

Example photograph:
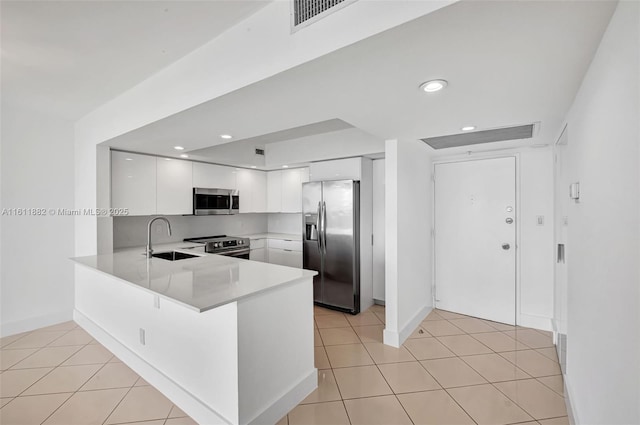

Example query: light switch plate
[536,215,544,226]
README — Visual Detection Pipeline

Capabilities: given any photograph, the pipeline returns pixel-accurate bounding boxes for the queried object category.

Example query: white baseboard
[517,313,553,332]
[247,369,317,425]
[564,375,578,425]
[1,310,73,337]
[384,305,431,348]
[74,310,233,425]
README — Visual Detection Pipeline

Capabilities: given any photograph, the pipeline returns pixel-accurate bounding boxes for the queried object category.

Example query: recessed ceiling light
[461,126,476,131]
[419,79,448,93]
[125,158,133,161]
[174,146,184,150]
[164,158,172,161]
[282,165,289,168]
[220,134,232,139]
[180,154,189,158]
[251,166,257,169]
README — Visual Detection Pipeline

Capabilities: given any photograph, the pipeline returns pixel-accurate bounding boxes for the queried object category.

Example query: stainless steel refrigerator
[302,180,360,314]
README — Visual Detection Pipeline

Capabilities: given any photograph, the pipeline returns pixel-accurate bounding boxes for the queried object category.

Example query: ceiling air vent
[421,124,535,150]
[255,148,265,156]
[293,0,355,29]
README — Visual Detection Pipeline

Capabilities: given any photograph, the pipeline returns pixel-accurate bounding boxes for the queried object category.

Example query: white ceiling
[0,0,269,119]
[103,0,616,163]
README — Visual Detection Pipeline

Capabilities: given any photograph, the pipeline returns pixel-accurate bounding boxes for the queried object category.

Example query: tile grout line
[13,339,94,399]
[100,379,138,425]
[438,315,555,423]
[347,308,416,425]
[34,343,114,425]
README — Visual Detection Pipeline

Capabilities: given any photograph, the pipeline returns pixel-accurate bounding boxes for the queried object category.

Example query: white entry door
[434,157,517,324]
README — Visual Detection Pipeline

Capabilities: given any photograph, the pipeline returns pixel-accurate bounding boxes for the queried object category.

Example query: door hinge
[431,174,435,182]
[371,234,374,245]
[431,228,435,238]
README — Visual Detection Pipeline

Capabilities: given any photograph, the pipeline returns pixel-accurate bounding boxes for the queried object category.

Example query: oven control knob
[239,240,243,245]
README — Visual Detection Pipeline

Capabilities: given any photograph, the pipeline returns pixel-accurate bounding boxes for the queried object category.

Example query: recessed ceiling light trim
[420,79,448,93]
[461,126,476,131]
[180,154,189,158]
[220,134,232,139]
[173,146,184,150]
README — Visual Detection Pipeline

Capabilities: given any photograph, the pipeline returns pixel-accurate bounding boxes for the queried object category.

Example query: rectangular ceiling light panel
[421,124,535,150]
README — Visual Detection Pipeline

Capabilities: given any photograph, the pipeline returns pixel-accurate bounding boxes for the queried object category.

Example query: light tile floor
[0,307,568,425]
[282,305,567,425]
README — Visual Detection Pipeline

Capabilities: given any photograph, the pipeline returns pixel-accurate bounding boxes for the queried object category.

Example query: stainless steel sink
[151,251,201,261]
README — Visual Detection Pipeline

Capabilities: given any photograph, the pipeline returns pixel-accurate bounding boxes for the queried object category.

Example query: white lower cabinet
[267,248,302,268]
[250,248,266,262]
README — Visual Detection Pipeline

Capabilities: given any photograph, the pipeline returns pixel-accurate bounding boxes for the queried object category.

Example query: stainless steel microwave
[193,188,239,215]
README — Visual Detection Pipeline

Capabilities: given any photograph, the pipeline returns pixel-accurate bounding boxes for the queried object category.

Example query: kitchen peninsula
[72,243,317,425]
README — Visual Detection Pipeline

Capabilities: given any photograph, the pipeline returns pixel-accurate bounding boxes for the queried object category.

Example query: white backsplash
[268,213,301,235]
[113,214,268,249]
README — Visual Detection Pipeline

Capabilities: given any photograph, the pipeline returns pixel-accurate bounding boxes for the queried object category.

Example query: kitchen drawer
[250,239,266,249]
[267,239,302,252]
[267,248,302,268]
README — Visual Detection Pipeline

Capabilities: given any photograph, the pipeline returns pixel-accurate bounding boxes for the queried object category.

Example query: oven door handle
[214,248,250,256]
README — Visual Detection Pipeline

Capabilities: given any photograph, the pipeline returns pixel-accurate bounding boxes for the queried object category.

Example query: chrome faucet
[146,216,172,258]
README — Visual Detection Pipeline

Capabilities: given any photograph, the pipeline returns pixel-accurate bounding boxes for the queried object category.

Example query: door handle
[502,243,511,250]
[316,202,322,252]
[322,201,327,254]
[505,217,513,224]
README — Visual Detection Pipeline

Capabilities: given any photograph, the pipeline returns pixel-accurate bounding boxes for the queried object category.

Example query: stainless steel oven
[217,248,250,260]
[193,188,239,215]
[183,235,250,259]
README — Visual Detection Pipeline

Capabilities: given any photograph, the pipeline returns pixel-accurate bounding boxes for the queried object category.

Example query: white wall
[518,149,554,327]
[562,2,639,423]
[384,139,433,347]
[372,159,386,301]
[0,104,76,336]
[434,148,555,330]
[113,214,268,249]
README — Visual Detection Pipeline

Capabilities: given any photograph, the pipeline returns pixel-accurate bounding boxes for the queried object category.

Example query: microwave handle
[229,193,233,214]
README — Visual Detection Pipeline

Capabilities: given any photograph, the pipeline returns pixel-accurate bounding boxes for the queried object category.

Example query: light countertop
[243,233,301,241]
[72,242,316,313]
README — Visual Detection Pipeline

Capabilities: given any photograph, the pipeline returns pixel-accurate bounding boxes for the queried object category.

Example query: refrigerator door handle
[322,201,327,254]
[316,201,322,252]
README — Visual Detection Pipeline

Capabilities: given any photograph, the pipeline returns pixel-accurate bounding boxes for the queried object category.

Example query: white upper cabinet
[281,168,309,213]
[266,168,309,213]
[111,151,156,216]
[156,158,193,215]
[251,171,267,213]
[237,168,267,213]
[267,171,282,213]
[309,158,362,181]
[192,162,237,190]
